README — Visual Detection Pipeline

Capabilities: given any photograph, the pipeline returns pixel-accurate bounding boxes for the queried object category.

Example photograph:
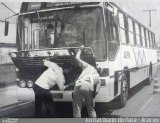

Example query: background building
[0,3,20,86]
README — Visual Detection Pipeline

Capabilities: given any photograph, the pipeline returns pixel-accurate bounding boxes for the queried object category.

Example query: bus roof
[20,2,100,13]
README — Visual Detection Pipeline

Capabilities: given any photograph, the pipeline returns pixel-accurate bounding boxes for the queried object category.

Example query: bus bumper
[16,87,73,102]
[17,87,35,101]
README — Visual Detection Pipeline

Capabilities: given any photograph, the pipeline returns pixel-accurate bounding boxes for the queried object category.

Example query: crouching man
[72,46,100,118]
[33,59,68,118]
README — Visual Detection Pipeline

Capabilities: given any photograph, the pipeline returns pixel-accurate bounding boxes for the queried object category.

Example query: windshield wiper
[63,5,80,25]
[59,5,80,46]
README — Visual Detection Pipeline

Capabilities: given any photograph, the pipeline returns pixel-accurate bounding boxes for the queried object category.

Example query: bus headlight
[27,80,33,88]
[19,80,26,88]
[10,52,17,58]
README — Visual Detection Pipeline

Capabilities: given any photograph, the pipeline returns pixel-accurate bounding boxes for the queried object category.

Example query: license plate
[52,93,63,98]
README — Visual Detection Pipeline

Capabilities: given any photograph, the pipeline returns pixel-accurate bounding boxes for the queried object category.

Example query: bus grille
[12,56,76,68]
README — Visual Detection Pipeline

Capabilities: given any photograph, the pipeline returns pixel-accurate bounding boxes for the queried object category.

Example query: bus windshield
[18,7,106,60]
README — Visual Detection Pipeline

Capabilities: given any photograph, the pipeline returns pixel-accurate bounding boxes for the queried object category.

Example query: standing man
[72,46,100,118]
[33,59,68,117]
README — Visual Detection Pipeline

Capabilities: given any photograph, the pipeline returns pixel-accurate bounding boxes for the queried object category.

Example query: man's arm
[57,72,66,91]
[90,74,101,98]
[43,59,60,70]
[76,46,89,69]
[95,83,100,94]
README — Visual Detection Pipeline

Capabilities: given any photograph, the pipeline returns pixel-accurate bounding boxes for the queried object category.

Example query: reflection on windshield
[18,7,106,60]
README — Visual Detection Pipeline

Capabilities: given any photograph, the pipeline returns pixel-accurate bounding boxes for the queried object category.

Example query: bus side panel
[95,77,115,102]
[130,66,148,88]
[145,48,157,65]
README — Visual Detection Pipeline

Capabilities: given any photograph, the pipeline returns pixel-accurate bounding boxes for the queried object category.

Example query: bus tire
[146,63,152,85]
[119,73,128,108]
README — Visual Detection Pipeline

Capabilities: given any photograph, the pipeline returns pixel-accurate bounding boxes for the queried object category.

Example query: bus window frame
[152,33,156,49]
[132,20,137,46]
[139,24,143,47]
[19,5,108,61]
[104,3,120,61]
[141,26,146,48]
[127,17,135,46]
[135,22,141,47]
[118,11,127,44]
[144,28,147,47]
[105,3,156,51]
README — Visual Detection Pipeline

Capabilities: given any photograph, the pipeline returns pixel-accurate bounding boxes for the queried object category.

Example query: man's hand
[43,59,46,63]
[43,58,49,63]
[68,82,75,87]
[64,82,75,90]
[92,85,99,98]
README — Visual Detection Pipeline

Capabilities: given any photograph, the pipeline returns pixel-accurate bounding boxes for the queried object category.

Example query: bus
[7,2,158,107]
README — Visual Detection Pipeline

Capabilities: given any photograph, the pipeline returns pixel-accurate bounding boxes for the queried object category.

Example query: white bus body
[10,2,158,107]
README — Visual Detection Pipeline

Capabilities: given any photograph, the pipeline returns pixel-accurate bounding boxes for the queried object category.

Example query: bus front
[10,2,107,102]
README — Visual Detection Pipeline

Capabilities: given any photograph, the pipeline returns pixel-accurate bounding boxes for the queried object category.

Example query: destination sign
[20,2,99,13]
[46,2,84,8]
[31,15,54,22]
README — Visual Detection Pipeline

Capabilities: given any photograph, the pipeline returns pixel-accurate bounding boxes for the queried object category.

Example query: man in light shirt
[72,46,100,118]
[33,59,68,117]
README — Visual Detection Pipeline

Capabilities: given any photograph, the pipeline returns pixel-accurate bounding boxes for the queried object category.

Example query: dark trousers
[33,84,55,118]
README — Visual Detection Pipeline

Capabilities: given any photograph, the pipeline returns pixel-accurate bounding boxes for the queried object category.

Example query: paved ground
[110,65,160,117]
[0,84,18,107]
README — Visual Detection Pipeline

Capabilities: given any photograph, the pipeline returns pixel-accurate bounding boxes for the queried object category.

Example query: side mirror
[4,21,9,36]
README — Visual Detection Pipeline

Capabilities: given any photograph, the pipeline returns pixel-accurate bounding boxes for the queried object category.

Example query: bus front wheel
[119,73,128,108]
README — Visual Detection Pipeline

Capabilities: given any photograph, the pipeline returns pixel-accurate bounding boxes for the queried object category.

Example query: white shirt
[75,49,100,90]
[35,60,65,90]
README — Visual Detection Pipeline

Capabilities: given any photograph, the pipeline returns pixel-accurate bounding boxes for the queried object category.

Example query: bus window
[144,28,147,47]
[139,24,143,46]
[149,32,152,48]
[141,26,145,47]
[105,6,119,42]
[128,18,134,45]
[147,30,151,48]
[105,4,119,60]
[18,7,106,60]
[152,33,155,48]
[135,22,140,46]
[119,12,126,44]
[18,17,30,50]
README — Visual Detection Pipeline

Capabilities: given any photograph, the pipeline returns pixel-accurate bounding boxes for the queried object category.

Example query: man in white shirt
[33,59,68,117]
[72,46,100,118]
